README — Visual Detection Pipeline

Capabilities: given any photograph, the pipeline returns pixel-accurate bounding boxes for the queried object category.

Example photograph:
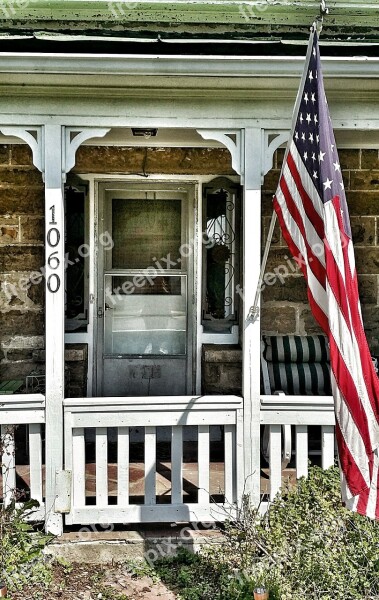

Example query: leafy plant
[0,430,53,593]
[154,466,379,600]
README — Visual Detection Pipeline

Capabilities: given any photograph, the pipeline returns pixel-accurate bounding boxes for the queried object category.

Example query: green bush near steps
[155,466,379,600]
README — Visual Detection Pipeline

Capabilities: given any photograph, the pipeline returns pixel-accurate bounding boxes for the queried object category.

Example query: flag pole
[248,210,277,321]
[248,0,329,322]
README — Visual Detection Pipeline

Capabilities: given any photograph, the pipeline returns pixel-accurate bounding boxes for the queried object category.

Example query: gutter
[0,52,378,78]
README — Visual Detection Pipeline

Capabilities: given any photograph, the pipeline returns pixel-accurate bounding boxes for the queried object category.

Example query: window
[65,182,89,332]
[202,177,240,332]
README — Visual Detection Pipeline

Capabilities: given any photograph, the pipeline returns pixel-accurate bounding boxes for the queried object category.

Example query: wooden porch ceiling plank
[2,1,379,28]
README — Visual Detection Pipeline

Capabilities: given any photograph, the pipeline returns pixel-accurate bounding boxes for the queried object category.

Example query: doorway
[95,181,195,397]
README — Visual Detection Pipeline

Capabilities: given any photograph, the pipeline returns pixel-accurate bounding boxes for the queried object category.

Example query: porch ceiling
[0,1,379,44]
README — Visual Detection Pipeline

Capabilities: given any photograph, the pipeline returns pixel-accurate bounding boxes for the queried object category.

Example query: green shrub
[0,499,53,593]
[155,466,379,600]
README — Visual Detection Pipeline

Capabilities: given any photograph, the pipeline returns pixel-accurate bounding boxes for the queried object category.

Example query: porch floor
[2,463,297,504]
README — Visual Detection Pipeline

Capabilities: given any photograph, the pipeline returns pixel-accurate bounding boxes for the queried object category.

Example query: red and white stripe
[273,142,379,519]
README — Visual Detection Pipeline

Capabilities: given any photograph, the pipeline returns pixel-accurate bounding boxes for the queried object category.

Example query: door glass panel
[104,274,187,356]
[112,198,182,268]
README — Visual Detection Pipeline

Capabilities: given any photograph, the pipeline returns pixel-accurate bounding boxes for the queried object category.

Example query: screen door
[96,183,194,397]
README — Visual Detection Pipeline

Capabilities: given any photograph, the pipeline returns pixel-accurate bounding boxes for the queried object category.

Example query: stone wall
[201,345,242,395]
[0,144,45,383]
[261,148,379,355]
[1,143,378,396]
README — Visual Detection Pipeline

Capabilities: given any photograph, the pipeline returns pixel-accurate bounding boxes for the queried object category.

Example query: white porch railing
[260,394,336,512]
[0,394,45,520]
[64,395,244,525]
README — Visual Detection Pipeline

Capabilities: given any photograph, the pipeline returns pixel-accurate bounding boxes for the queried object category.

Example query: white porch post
[242,127,263,505]
[44,124,65,535]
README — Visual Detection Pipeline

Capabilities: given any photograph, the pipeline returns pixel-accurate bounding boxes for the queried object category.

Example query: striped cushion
[263,335,329,363]
[263,335,331,396]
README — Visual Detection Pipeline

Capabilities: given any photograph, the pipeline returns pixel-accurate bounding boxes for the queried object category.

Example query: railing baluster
[145,426,156,505]
[1,425,16,507]
[224,425,235,503]
[321,425,335,469]
[29,424,43,505]
[171,426,183,505]
[96,428,108,507]
[117,427,129,506]
[73,428,86,506]
[296,425,308,479]
[269,424,282,501]
[198,425,210,505]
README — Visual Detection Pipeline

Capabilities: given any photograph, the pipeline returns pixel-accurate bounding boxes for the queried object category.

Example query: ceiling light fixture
[131,128,158,139]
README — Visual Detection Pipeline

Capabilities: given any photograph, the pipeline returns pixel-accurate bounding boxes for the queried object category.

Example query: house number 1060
[47,205,61,293]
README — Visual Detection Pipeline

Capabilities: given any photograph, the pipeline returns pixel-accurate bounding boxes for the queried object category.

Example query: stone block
[1,335,44,350]
[20,217,44,243]
[0,168,42,186]
[2,348,34,362]
[361,150,379,170]
[355,248,379,275]
[362,305,379,355]
[27,278,44,307]
[350,216,376,246]
[0,272,44,311]
[358,275,378,304]
[201,345,242,394]
[342,170,350,190]
[74,146,234,175]
[346,191,379,216]
[300,307,324,335]
[203,363,220,384]
[0,186,44,216]
[261,274,308,303]
[350,169,379,191]
[264,248,299,278]
[262,215,282,247]
[0,246,44,272]
[275,148,285,169]
[0,311,44,336]
[261,304,297,335]
[261,192,275,216]
[0,360,37,381]
[202,344,242,364]
[10,144,34,166]
[0,145,9,165]
[0,217,19,243]
[262,169,281,194]
[338,149,360,170]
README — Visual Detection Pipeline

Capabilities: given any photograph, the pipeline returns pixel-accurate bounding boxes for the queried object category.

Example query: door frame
[93,178,198,397]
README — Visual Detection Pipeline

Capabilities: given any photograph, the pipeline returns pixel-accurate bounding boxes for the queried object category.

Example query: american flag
[273,29,379,518]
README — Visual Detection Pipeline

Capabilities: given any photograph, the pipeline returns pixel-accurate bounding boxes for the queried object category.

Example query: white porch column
[44,124,65,535]
[242,127,263,505]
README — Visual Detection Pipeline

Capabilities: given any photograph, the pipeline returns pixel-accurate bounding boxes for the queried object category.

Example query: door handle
[105,303,113,311]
